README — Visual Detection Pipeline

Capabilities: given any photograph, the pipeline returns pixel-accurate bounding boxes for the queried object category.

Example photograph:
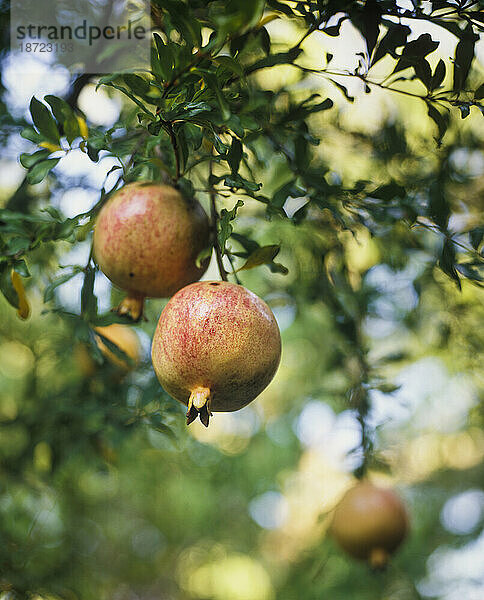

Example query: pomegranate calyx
[115,293,146,322]
[186,386,212,427]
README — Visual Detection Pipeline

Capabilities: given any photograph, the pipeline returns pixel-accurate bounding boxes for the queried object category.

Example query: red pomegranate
[151,281,281,426]
[331,481,409,568]
[93,182,210,320]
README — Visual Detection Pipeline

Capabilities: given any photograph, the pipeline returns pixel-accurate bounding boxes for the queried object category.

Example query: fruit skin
[151,281,281,426]
[331,481,408,568]
[93,182,210,319]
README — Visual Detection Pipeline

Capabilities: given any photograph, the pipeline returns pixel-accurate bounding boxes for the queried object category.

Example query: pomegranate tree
[151,281,281,426]
[93,182,210,320]
[331,481,409,568]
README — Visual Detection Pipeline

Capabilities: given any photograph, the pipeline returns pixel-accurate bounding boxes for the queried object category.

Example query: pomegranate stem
[116,293,145,322]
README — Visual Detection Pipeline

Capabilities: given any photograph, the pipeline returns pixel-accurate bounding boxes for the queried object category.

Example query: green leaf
[426,103,449,144]
[29,97,60,144]
[215,55,244,77]
[393,34,439,75]
[414,57,432,90]
[5,236,31,256]
[64,114,82,144]
[218,200,244,252]
[439,238,461,290]
[246,48,302,73]
[0,265,19,309]
[428,181,449,229]
[354,0,382,60]
[20,149,51,169]
[222,173,261,192]
[272,181,305,209]
[90,313,135,327]
[469,227,484,250]
[153,33,174,81]
[123,74,150,96]
[12,259,30,278]
[44,94,77,136]
[201,72,230,121]
[453,22,478,93]
[456,262,484,283]
[44,269,82,303]
[372,23,410,66]
[237,244,288,274]
[196,246,213,268]
[328,78,355,102]
[227,137,243,174]
[230,232,259,255]
[209,0,265,35]
[430,59,446,92]
[81,266,97,319]
[93,329,134,366]
[475,83,484,100]
[21,126,43,143]
[44,94,70,119]
[26,158,60,184]
[163,0,202,48]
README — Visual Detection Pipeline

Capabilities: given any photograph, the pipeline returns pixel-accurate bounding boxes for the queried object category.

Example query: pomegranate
[94,324,142,370]
[151,281,281,426]
[331,481,408,568]
[93,182,210,320]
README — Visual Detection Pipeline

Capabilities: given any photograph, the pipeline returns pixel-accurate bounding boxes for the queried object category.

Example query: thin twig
[227,252,242,284]
[209,159,228,282]
[164,122,181,181]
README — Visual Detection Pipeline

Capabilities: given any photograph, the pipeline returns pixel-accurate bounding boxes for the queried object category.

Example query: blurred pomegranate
[331,481,409,568]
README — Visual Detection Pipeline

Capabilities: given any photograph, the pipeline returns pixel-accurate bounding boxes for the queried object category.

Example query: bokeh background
[0,1,483,598]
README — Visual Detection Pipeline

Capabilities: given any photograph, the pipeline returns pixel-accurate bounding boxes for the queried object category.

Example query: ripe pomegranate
[94,323,142,370]
[331,481,408,568]
[93,182,210,320]
[151,281,281,426]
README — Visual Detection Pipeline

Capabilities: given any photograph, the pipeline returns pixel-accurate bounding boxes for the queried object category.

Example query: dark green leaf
[439,238,461,289]
[227,138,243,174]
[81,266,97,319]
[44,270,82,303]
[215,55,244,77]
[123,74,150,96]
[21,126,43,143]
[218,200,244,251]
[195,246,213,268]
[475,83,484,100]
[453,22,478,93]
[29,97,60,144]
[20,149,51,169]
[153,33,174,81]
[456,262,484,282]
[430,59,446,92]
[247,48,302,73]
[469,227,484,250]
[237,244,288,274]
[26,158,60,184]
[426,103,449,144]
[372,23,410,66]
